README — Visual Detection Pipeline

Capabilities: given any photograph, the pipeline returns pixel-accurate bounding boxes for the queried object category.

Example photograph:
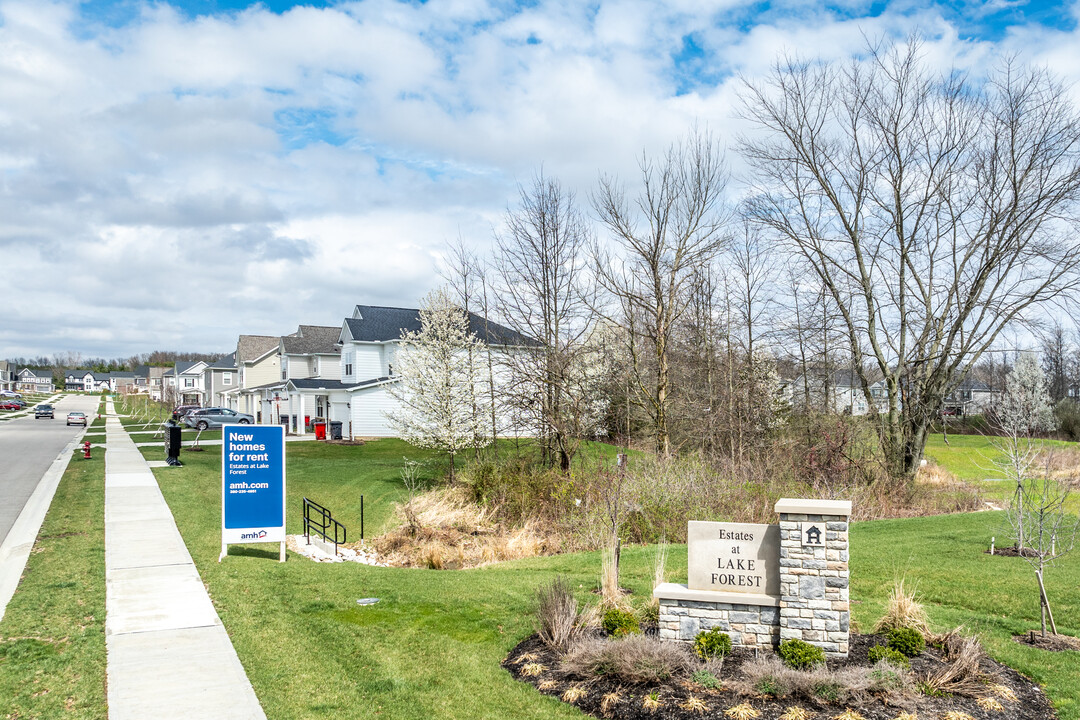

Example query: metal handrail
[302,497,347,555]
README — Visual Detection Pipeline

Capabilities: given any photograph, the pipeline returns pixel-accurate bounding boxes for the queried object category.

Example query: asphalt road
[0,394,101,546]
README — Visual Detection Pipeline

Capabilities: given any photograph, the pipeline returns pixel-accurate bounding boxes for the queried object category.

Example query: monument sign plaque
[687,520,780,596]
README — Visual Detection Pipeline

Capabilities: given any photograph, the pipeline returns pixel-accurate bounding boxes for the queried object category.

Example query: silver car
[183,407,253,430]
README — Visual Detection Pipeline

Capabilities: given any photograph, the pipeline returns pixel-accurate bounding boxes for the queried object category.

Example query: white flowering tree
[386,288,490,482]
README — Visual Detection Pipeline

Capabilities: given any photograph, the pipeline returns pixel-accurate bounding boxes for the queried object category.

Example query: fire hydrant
[83,440,92,459]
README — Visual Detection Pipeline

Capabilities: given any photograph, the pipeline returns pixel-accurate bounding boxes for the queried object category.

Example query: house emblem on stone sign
[802,522,824,547]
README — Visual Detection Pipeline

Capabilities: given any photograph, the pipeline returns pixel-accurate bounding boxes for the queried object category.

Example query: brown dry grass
[561,635,693,684]
[872,578,930,635]
[919,633,989,697]
[731,657,914,706]
[369,486,559,568]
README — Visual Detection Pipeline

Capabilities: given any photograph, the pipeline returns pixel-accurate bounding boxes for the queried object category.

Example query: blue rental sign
[220,424,286,562]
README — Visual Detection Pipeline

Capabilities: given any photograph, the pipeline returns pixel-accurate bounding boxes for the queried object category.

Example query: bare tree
[593,128,730,457]
[1008,463,1079,636]
[740,39,1080,483]
[493,172,598,471]
[1041,321,1072,403]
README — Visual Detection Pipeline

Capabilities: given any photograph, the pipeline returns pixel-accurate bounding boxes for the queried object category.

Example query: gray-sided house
[16,367,54,393]
[204,352,238,408]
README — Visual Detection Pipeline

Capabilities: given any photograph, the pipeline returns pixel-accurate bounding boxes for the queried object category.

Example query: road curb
[0,428,87,622]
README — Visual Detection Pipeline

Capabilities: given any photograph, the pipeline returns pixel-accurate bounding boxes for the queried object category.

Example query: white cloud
[0,0,1077,358]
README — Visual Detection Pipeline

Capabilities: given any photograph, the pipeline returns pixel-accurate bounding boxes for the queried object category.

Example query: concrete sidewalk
[104,398,266,720]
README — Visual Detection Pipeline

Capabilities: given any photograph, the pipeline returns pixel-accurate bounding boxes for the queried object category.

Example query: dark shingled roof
[281,325,341,355]
[343,305,537,346]
[208,352,237,370]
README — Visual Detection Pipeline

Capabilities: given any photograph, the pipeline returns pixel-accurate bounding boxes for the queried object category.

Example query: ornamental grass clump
[733,656,914,706]
[919,633,987,697]
[561,635,692,684]
[873,578,930,636]
[534,576,578,652]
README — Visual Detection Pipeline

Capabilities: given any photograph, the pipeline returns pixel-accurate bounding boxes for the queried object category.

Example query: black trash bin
[164,421,183,467]
[329,421,343,440]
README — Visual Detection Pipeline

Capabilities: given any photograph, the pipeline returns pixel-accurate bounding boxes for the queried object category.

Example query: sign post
[220,424,286,562]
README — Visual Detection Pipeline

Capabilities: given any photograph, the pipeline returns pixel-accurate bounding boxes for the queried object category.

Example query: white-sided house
[338,304,536,439]
[792,369,889,415]
[64,370,110,392]
[163,361,209,406]
[16,368,54,393]
[203,352,238,408]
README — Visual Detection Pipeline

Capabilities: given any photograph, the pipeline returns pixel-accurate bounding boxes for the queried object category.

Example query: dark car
[172,404,201,421]
[183,407,254,430]
[35,404,54,419]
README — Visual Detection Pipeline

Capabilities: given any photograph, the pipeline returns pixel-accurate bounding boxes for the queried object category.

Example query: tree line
[402,37,1080,487]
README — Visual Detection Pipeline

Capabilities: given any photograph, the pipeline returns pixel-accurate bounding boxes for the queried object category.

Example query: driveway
[0,394,101,546]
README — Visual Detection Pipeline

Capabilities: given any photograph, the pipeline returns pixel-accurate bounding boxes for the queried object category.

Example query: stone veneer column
[775,498,852,657]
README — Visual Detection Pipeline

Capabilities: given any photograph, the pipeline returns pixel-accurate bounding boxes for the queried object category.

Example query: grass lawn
[0,453,106,719]
[140,439,1080,720]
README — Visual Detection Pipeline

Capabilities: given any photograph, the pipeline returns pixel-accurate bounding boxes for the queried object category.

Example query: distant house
[335,304,533,438]
[942,377,994,417]
[203,353,238,408]
[229,335,283,419]
[0,361,14,392]
[231,325,343,432]
[163,361,209,406]
[111,371,136,393]
[791,369,888,416]
[16,368,54,393]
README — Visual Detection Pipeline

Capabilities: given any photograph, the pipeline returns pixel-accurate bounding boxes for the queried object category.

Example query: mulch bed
[1014,632,1080,652]
[504,632,1056,720]
[984,546,1039,558]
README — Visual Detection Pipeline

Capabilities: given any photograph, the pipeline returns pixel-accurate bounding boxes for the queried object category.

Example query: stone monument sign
[687,521,780,596]
[655,498,852,657]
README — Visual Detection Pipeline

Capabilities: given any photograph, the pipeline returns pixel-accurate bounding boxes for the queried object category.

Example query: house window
[345,363,353,376]
[282,368,288,381]
[223,373,232,386]
[184,378,194,387]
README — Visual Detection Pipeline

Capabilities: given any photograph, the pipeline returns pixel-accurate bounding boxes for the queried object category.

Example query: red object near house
[313,422,327,440]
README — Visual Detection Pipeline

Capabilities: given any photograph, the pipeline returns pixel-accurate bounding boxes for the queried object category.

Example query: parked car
[0,400,21,410]
[183,407,254,430]
[66,411,87,426]
[35,404,54,418]
[171,404,201,421]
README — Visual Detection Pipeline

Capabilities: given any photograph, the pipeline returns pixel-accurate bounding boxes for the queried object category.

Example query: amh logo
[240,530,268,540]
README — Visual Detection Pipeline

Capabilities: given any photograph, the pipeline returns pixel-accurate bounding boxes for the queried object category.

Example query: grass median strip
[0,453,106,719]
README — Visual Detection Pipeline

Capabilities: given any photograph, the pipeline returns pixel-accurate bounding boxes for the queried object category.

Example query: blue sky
[1,0,1079,357]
